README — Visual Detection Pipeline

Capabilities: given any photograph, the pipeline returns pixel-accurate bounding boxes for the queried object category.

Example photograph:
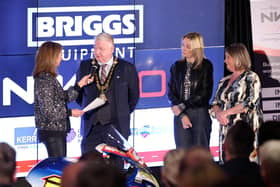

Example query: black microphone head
[92,63,99,70]
[89,63,99,78]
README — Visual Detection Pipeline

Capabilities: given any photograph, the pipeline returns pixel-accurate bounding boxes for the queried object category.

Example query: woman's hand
[181,115,193,129]
[216,110,229,125]
[71,109,84,117]
[171,105,181,116]
[78,74,94,88]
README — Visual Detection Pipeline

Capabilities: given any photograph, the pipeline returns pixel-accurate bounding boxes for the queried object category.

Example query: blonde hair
[178,162,226,187]
[183,32,205,68]
[225,43,251,71]
[178,147,226,187]
[33,41,62,77]
[162,149,186,186]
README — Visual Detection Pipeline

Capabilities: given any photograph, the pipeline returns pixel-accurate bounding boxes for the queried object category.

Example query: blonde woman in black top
[168,32,214,149]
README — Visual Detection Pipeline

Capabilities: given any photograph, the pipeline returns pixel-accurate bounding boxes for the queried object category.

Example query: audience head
[76,161,126,187]
[179,146,213,174]
[225,43,251,71]
[179,162,227,187]
[259,140,280,186]
[161,148,186,187]
[182,32,205,67]
[178,146,226,187]
[33,41,63,77]
[61,151,123,187]
[0,142,16,185]
[223,120,255,161]
[61,161,85,187]
[258,120,280,147]
[78,151,105,162]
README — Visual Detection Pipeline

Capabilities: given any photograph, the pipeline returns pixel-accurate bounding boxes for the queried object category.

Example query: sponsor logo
[2,70,167,107]
[14,127,37,145]
[261,10,280,23]
[66,128,76,142]
[132,124,169,138]
[140,125,151,138]
[27,5,144,47]
[14,126,77,145]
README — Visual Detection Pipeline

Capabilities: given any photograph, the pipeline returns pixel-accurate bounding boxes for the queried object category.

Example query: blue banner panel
[0,0,37,55]
[0,55,34,117]
[136,0,224,49]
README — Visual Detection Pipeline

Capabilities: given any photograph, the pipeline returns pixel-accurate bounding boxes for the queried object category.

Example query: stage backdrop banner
[251,0,280,121]
[0,0,224,176]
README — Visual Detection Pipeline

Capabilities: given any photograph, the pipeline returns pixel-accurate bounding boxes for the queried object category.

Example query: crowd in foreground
[1,120,280,187]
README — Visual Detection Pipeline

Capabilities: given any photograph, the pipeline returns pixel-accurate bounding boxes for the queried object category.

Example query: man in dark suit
[76,32,139,154]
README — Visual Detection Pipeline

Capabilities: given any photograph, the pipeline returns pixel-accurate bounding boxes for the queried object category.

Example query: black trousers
[174,107,212,150]
[42,136,66,157]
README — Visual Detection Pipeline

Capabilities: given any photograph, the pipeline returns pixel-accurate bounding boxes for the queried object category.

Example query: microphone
[89,63,99,79]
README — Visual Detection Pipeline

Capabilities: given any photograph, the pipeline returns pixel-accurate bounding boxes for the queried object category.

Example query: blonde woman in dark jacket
[168,32,213,150]
[33,41,91,157]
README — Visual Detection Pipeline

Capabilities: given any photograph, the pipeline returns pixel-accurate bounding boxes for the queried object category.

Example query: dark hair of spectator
[258,120,280,147]
[0,142,16,182]
[76,161,126,187]
[225,120,255,157]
